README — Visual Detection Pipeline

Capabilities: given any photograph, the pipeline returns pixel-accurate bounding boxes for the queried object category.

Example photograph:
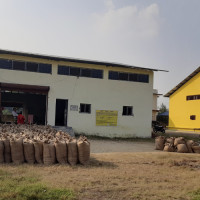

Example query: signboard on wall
[96,110,118,126]
[70,105,78,111]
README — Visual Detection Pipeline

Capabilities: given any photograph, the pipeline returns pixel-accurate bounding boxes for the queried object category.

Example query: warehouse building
[165,66,200,131]
[0,49,165,137]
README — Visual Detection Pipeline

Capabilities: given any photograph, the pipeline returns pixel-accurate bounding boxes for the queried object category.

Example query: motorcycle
[153,124,165,133]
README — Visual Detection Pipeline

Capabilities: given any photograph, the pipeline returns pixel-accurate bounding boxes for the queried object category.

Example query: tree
[158,103,168,114]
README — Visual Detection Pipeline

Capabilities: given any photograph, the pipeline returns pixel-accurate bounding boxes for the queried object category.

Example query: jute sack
[177,144,188,153]
[163,143,174,152]
[23,141,35,164]
[186,140,194,153]
[166,137,175,145]
[10,138,24,164]
[155,136,165,150]
[0,140,4,163]
[192,145,200,153]
[3,139,11,163]
[33,141,43,164]
[77,137,90,165]
[174,137,185,146]
[67,138,78,165]
[55,140,67,164]
[43,142,56,165]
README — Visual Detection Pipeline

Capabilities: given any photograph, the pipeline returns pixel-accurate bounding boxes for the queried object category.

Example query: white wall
[0,54,153,138]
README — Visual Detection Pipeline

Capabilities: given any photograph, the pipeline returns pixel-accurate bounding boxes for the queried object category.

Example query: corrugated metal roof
[0,49,168,72]
[164,66,200,97]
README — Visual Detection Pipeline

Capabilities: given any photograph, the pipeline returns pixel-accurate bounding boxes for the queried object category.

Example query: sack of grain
[10,138,24,164]
[0,140,4,163]
[67,138,78,165]
[155,136,165,150]
[166,137,175,145]
[33,141,43,164]
[43,141,56,165]
[192,145,200,153]
[186,140,194,153]
[55,140,67,164]
[77,136,90,165]
[174,137,185,146]
[3,139,11,163]
[177,144,188,153]
[163,143,175,152]
[23,141,35,164]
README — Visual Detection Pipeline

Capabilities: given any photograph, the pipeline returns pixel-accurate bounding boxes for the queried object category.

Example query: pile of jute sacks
[0,124,90,165]
[155,136,200,153]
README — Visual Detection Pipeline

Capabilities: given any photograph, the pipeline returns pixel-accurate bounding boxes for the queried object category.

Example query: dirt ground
[90,139,155,153]
[1,152,200,200]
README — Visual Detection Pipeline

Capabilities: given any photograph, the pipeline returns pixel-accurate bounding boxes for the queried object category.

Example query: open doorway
[55,99,68,126]
[1,92,47,125]
[0,82,49,125]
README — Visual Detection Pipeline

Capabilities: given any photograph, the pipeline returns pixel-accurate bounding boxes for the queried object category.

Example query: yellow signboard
[96,110,118,126]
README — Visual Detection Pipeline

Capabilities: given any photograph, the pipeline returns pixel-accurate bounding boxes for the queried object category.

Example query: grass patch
[0,169,75,200]
[190,189,200,200]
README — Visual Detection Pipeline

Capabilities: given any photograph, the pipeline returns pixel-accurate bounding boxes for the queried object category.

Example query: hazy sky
[0,0,200,107]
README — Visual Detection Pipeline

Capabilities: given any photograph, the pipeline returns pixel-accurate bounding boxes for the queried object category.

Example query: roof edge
[0,48,168,72]
[164,66,200,97]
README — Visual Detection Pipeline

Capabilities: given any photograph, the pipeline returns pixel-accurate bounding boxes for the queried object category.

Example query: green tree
[158,103,168,114]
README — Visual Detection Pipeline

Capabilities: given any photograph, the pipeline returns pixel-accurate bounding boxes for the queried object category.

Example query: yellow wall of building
[169,72,200,130]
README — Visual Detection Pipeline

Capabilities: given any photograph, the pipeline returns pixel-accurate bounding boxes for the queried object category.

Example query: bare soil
[90,139,155,153]
[1,152,200,200]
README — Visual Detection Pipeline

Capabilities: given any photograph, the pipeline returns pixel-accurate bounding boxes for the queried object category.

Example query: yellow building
[165,67,200,131]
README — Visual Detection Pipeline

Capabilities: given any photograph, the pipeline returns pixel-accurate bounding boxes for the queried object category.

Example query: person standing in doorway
[12,108,18,124]
[17,111,25,124]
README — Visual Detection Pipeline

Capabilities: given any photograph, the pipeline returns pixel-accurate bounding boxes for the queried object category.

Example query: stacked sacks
[163,137,175,152]
[186,140,195,153]
[33,140,43,164]
[155,136,200,154]
[68,138,78,165]
[0,124,90,165]
[155,136,165,150]
[192,142,200,153]
[77,136,90,165]
[0,140,4,163]
[10,137,24,164]
[23,139,35,164]
[43,140,56,165]
[174,137,189,153]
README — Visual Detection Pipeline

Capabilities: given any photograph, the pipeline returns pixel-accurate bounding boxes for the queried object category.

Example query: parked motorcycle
[153,124,165,133]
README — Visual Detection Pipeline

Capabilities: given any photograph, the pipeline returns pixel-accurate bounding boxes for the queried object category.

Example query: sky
[0,0,200,108]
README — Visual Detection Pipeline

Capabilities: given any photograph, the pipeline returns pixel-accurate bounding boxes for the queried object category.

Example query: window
[122,106,133,116]
[129,73,138,82]
[70,67,80,76]
[109,70,149,83]
[26,62,38,72]
[38,63,52,74]
[80,104,91,113]
[91,69,103,79]
[81,68,92,77]
[138,74,149,83]
[13,61,25,71]
[119,72,129,81]
[187,95,200,101]
[109,71,119,80]
[58,66,69,75]
[0,58,52,74]
[0,59,12,69]
[190,115,196,120]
